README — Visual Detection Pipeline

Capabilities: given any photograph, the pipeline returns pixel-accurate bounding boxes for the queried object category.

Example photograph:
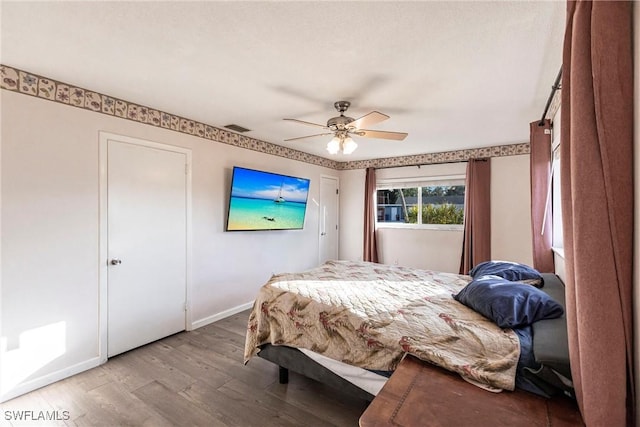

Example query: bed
[243,260,572,400]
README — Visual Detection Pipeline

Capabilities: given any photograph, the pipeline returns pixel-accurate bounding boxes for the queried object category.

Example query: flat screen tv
[226,166,311,231]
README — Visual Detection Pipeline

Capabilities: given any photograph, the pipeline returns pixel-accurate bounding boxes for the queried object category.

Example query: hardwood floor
[0,311,366,426]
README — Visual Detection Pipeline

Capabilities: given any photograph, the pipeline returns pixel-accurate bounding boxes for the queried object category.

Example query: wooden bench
[359,355,584,427]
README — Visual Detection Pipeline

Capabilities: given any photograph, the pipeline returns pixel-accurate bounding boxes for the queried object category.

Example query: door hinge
[184,302,188,312]
[336,189,339,195]
[185,164,189,175]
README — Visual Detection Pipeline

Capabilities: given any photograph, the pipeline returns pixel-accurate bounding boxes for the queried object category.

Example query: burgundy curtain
[459,159,491,274]
[561,2,634,425]
[363,167,379,263]
[529,120,555,273]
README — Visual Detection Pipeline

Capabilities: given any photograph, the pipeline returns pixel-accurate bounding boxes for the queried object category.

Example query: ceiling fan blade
[357,129,408,141]
[284,132,334,142]
[283,118,328,129]
[348,111,389,129]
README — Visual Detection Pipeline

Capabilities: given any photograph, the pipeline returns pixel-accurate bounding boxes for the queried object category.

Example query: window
[550,110,563,253]
[551,144,563,250]
[376,176,465,228]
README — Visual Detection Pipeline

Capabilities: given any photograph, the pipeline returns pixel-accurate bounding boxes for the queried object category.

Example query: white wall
[0,91,334,400]
[376,227,463,273]
[338,168,365,262]
[339,157,533,273]
[490,155,533,265]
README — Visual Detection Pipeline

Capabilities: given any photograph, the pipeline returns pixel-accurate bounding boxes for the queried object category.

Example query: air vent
[224,124,251,133]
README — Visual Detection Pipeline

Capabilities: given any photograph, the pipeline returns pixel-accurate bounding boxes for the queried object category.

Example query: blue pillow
[469,261,543,287]
[454,275,564,328]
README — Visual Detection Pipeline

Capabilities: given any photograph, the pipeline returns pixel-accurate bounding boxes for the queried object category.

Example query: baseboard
[191,301,254,330]
[0,356,102,403]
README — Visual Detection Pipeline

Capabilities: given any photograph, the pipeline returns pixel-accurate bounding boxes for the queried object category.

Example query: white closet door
[107,138,187,357]
[319,176,339,264]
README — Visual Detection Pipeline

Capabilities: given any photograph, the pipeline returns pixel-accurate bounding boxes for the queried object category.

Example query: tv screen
[226,166,311,231]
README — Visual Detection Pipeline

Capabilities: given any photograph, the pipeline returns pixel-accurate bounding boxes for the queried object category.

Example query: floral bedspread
[244,260,520,391]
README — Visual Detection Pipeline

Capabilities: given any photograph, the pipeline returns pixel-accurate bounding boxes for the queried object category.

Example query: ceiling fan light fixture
[285,100,406,154]
[327,136,340,154]
[342,137,357,155]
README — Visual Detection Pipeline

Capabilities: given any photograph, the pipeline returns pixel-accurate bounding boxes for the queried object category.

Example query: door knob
[110,259,122,265]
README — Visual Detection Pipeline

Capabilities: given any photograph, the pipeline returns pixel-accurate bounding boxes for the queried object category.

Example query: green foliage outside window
[406,203,464,225]
[377,185,464,225]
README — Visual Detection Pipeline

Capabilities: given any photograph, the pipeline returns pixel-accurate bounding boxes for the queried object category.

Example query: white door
[107,138,188,357]
[319,176,339,264]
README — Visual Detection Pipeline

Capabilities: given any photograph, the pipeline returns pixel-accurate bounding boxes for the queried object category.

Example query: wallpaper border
[1,64,530,170]
[335,143,530,170]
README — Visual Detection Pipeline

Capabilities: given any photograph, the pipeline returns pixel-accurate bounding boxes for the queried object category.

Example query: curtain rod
[372,160,466,170]
[538,67,563,126]
[373,159,490,170]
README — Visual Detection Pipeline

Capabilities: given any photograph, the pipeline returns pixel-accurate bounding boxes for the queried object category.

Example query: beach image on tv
[226,167,311,231]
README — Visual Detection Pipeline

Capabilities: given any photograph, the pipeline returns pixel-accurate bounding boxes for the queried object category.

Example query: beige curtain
[529,119,555,273]
[561,1,634,425]
[459,158,491,274]
[363,167,379,263]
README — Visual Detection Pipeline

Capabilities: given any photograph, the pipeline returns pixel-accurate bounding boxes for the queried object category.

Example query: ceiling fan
[283,101,408,154]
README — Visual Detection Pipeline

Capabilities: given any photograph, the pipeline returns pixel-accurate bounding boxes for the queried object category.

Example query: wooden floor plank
[265,371,367,426]
[189,326,246,358]
[218,378,338,427]
[213,312,252,336]
[199,322,247,348]
[0,388,65,427]
[158,330,193,349]
[37,379,125,427]
[132,381,226,427]
[86,381,174,427]
[127,342,200,392]
[174,341,280,389]
[180,379,303,427]
[150,344,234,390]
[66,364,112,393]
[97,354,156,393]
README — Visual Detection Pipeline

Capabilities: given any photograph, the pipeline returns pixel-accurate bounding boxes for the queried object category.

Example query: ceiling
[0,1,565,162]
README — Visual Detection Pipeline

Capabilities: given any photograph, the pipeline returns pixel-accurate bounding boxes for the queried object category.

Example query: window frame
[550,118,564,256]
[375,174,466,231]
